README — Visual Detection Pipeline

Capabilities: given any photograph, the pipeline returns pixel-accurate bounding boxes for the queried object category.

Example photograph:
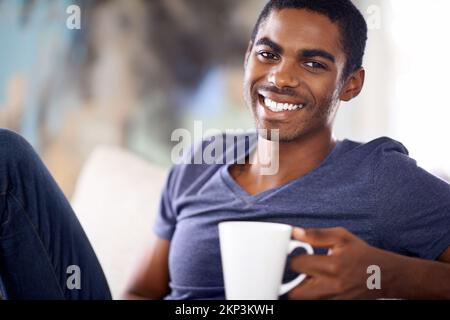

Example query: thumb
[292,227,350,249]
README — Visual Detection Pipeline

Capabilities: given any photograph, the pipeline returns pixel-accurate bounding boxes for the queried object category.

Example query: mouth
[257,93,306,117]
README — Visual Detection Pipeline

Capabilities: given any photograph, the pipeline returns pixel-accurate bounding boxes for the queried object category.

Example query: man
[1,0,449,300]
[126,0,450,299]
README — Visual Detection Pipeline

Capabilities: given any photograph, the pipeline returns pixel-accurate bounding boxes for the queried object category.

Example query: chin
[256,124,303,143]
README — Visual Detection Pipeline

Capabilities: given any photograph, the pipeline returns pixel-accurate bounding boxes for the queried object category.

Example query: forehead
[256,9,344,59]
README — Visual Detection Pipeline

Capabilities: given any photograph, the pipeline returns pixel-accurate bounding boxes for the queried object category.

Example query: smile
[259,94,305,113]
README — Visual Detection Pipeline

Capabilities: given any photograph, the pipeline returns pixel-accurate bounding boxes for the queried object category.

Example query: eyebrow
[255,37,283,55]
[255,37,336,64]
[300,49,336,64]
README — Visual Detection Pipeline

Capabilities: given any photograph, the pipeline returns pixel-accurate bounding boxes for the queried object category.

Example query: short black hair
[251,0,368,80]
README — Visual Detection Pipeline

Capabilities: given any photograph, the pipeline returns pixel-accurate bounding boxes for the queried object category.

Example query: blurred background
[1,0,449,198]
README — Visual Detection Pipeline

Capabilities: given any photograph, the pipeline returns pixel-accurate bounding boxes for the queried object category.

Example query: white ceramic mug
[218,221,313,300]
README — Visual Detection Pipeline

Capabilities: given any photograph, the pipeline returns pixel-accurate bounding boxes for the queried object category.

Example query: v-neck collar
[220,137,348,203]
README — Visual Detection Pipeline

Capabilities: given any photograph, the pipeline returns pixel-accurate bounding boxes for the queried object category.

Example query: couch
[71,146,168,299]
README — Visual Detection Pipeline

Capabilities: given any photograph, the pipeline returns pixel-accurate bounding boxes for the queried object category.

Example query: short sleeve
[374,141,450,260]
[153,167,178,241]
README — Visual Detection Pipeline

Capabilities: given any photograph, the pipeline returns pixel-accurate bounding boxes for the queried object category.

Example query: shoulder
[336,136,446,189]
[342,136,409,160]
[354,137,450,195]
[330,137,410,175]
[347,136,424,178]
[366,137,414,175]
[367,136,410,163]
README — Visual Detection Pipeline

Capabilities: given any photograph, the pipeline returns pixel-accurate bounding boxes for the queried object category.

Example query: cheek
[245,57,268,84]
[309,77,339,103]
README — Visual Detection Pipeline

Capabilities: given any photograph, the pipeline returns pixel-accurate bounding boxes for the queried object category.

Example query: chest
[168,177,379,289]
[229,164,309,197]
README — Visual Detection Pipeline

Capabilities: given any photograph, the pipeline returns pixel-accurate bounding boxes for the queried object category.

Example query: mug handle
[279,240,314,296]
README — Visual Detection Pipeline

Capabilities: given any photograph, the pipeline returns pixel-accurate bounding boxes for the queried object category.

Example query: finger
[289,254,336,277]
[293,227,352,248]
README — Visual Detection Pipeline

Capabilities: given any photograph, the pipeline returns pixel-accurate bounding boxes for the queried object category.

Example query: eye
[304,61,326,70]
[257,51,280,61]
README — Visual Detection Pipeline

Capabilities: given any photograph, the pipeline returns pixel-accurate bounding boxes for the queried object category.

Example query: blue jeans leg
[0,129,111,300]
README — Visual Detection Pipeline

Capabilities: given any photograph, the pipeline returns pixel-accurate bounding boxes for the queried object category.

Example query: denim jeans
[0,129,111,300]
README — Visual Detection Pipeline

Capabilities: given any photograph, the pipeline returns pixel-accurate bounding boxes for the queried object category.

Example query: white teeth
[262,96,304,113]
[271,100,277,110]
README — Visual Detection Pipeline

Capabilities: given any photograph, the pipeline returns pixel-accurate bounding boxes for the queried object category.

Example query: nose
[268,62,300,89]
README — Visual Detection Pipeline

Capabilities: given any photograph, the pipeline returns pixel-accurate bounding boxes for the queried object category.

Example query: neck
[250,128,337,183]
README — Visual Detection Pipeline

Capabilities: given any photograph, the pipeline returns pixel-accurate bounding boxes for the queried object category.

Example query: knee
[0,129,36,164]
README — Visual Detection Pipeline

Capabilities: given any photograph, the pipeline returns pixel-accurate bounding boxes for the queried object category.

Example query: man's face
[244,9,347,142]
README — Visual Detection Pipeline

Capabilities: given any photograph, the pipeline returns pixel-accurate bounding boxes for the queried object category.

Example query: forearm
[384,251,450,299]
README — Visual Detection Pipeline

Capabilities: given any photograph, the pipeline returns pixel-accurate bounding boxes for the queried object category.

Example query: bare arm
[123,238,171,300]
[397,247,450,300]
[368,246,450,300]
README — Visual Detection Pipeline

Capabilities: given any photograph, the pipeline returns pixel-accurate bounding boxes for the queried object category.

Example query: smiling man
[1,0,448,301]
[126,0,450,300]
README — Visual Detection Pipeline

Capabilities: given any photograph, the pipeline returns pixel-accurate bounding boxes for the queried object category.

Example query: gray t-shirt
[154,134,450,300]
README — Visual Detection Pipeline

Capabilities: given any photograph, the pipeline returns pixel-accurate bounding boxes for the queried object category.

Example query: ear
[339,67,365,102]
[244,41,253,68]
